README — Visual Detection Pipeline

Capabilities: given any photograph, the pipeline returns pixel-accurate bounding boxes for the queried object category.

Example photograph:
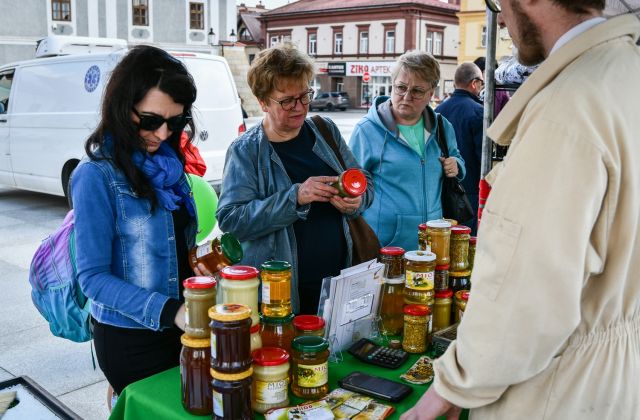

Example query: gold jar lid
[180,334,210,348]
[208,303,252,321]
[449,270,472,277]
[210,367,253,381]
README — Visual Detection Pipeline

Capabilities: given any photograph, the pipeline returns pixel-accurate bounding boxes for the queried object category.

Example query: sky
[237,0,292,9]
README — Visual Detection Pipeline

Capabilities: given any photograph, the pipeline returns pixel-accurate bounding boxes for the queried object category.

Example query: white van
[0,37,245,199]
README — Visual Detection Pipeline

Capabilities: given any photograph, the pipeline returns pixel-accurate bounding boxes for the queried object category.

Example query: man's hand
[297,176,340,205]
[400,387,461,420]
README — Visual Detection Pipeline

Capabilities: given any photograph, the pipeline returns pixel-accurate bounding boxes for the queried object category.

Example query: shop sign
[327,62,346,76]
[346,61,394,77]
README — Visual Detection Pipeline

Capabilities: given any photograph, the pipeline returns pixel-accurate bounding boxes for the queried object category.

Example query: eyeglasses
[393,83,430,100]
[132,108,191,132]
[473,77,485,86]
[269,89,314,111]
[485,0,501,13]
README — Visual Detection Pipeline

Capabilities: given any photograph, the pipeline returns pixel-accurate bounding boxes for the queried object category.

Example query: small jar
[260,260,292,318]
[250,323,262,353]
[260,313,295,354]
[426,219,452,265]
[468,236,477,271]
[449,225,471,271]
[183,276,217,339]
[378,247,406,336]
[455,290,470,323]
[293,315,326,338]
[402,304,430,354]
[251,347,290,413]
[449,269,471,294]
[418,223,428,251]
[434,264,450,292]
[404,250,436,305]
[219,265,260,326]
[378,246,405,279]
[291,336,330,400]
[211,367,253,420]
[209,303,252,373]
[180,335,212,415]
[189,233,243,273]
[432,289,453,332]
[332,168,367,197]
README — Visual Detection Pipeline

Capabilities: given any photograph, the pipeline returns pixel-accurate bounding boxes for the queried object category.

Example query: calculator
[347,338,409,369]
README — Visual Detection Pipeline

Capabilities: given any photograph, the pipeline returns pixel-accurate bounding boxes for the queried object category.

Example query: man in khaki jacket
[402,1,640,419]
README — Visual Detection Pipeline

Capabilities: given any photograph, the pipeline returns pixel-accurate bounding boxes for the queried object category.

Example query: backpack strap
[311,115,346,170]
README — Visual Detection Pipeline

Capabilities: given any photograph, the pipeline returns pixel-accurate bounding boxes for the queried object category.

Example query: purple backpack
[28,210,92,342]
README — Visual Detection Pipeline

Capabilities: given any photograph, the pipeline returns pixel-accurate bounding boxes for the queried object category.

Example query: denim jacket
[71,151,196,330]
[216,117,374,313]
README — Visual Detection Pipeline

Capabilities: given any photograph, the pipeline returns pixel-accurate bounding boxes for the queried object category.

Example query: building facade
[456,0,512,64]
[259,0,460,108]
[0,0,237,66]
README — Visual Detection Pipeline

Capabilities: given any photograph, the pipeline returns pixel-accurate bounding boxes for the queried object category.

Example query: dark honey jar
[180,334,212,415]
[208,303,252,373]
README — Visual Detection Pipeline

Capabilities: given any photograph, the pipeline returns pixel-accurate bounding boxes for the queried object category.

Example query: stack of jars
[259,261,295,355]
[403,249,437,349]
[209,303,254,420]
[180,276,217,415]
[378,247,406,336]
[448,225,472,324]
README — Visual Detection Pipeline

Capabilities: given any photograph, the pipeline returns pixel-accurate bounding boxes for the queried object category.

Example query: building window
[334,33,343,54]
[359,31,369,54]
[270,36,279,47]
[52,0,71,21]
[426,29,444,55]
[385,30,395,54]
[189,3,204,30]
[481,26,487,48]
[308,33,317,55]
[239,28,252,42]
[132,0,148,26]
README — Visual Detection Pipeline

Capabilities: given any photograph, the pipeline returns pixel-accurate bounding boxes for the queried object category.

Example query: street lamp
[207,28,236,56]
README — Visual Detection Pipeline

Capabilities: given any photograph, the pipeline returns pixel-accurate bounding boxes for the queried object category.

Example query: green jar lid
[292,335,329,352]
[260,260,292,272]
[260,313,295,324]
[220,233,243,264]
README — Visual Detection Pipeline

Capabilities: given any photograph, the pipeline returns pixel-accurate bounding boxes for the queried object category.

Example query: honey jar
[426,219,452,265]
[291,336,330,400]
[404,250,436,305]
[219,266,260,326]
[260,260,292,318]
[188,233,242,273]
[449,225,471,271]
[183,276,217,339]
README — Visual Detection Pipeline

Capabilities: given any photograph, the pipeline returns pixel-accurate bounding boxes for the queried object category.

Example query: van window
[0,71,13,114]
[182,58,237,109]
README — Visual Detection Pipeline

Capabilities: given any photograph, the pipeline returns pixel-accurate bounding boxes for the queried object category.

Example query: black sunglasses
[485,0,501,13]
[132,108,191,132]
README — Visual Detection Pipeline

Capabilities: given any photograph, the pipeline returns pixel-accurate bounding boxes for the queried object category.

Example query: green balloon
[187,174,218,243]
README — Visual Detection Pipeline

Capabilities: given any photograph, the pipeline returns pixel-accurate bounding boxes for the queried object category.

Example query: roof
[263,0,459,15]
[239,12,263,42]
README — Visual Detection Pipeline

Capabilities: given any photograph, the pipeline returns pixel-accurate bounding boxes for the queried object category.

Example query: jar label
[262,282,271,304]
[213,390,223,417]
[255,378,289,404]
[196,242,213,259]
[296,362,328,388]
[406,269,434,290]
[210,332,217,359]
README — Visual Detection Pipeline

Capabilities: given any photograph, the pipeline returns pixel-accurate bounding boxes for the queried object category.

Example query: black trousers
[92,318,182,395]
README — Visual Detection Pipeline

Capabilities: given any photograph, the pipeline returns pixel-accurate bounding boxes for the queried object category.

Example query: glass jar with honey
[449,225,471,271]
[291,336,330,400]
[219,266,260,326]
[260,313,295,355]
[180,334,212,415]
[208,303,252,373]
[404,250,436,305]
[402,304,430,353]
[183,276,217,339]
[251,347,290,413]
[332,168,367,197]
[378,247,405,335]
[260,260,292,317]
[189,233,243,273]
[455,290,470,322]
[426,219,452,265]
[434,264,450,292]
[449,269,471,294]
[432,289,453,332]
[293,315,326,338]
[211,367,253,420]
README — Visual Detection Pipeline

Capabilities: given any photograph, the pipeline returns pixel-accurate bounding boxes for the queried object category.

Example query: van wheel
[62,160,79,209]
[326,103,334,111]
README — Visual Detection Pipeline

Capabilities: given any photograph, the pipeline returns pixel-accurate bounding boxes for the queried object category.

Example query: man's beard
[512,0,547,66]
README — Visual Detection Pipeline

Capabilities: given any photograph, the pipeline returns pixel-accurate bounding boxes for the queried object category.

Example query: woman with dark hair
[71,45,203,406]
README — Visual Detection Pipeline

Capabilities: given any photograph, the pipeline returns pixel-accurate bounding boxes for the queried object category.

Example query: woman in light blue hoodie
[350,51,465,251]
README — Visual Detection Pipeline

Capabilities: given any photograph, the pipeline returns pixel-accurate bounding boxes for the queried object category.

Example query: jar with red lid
[293,315,325,338]
[450,225,471,271]
[378,246,405,336]
[251,347,290,413]
[209,303,253,373]
[219,265,260,326]
[418,223,429,251]
[189,233,243,273]
[433,289,453,332]
[332,168,367,197]
[455,290,470,323]
[402,304,430,353]
[468,236,477,271]
[260,313,295,354]
[434,264,450,292]
[180,334,212,415]
[183,276,217,339]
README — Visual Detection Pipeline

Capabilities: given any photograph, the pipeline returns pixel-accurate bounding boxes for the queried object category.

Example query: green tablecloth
[110,352,469,420]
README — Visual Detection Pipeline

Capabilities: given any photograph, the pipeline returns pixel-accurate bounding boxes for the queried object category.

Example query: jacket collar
[488,14,640,146]
[451,88,483,104]
[375,96,436,134]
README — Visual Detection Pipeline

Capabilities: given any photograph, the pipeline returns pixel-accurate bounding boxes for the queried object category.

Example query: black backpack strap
[311,115,346,170]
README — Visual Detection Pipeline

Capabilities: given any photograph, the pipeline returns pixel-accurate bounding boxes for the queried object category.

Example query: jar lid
[183,276,217,289]
[469,236,477,245]
[209,303,252,321]
[403,304,430,316]
[443,218,458,226]
[252,347,290,366]
[388,339,402,349]
[435,264,450,271]
[340,168,367,197]
[250,323,261,333]
[220,265,259,280]
[418,223,427,231]
[451,225,472,235]
[379,246,405,256]
[180,334,210,348]
[220,233,243,264]
[435,289,454,299]
[456,290,470,301]
[293,315,325,331]
[260,260,292,272]
[426,219,452,229]
[210,367,253,381]
[260,313,295,324]
[449,269,472,278]
[405,250,436,262]
[292,335,329,352]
